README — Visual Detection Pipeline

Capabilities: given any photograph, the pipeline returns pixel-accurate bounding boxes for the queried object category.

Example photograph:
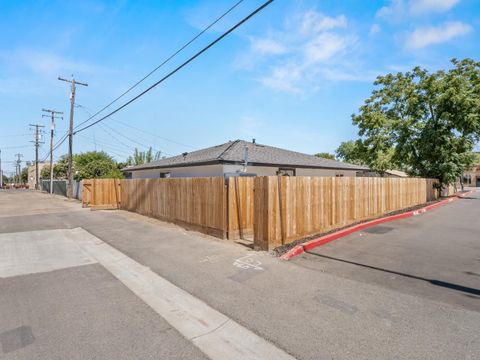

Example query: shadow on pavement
[306,251,480,297]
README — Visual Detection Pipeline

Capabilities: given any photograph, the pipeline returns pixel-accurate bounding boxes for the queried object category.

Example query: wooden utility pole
[58,76,88,198]
[14,153,23,185]
[0,149,3,188]
[42,109,63,194]
[29,124,45,190]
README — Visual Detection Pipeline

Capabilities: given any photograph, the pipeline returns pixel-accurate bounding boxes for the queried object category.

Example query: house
[123,139,368,179]
[462,160,480,187]
[27,162,49,189]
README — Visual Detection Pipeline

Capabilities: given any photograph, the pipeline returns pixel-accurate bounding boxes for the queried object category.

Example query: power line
[111,118,196,149]
[100,122,173,156]
[73,0,245,131]
[0,133,31,138]
[1,145,31,150]
[74,0,274,134]
[40,132,68,162]
[98,124,137,151]
[77,134,133,155]
[75,135,132,159]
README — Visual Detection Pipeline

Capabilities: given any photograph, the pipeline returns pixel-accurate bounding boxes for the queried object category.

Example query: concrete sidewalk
[1,190,479,359]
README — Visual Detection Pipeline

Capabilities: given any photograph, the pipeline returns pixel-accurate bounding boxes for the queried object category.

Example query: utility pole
[14,153,23,185]
[42,109,63,194]
[29,124,45,190]
[58,76,88,199]
[0,149,2,188]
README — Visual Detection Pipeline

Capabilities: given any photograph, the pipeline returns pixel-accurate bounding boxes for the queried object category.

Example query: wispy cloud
[249,37,287,56]
[410,0,461,15]
[405,21,472,49]
[0,49,104,77]
[377,0,461,19]
[238,10,370,94]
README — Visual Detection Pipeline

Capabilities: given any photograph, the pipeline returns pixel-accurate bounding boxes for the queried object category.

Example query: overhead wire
[73,0,274,134]
[75,135,132,159]
[111,118,196,150]
[73,0,245,131]
[100,122,173,156]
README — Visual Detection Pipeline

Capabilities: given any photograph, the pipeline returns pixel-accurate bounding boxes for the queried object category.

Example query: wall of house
[129,164,360,179]
[223,164,358,177]
[462,164,480,187]
[129,164,224,179]
[27,163,49,189]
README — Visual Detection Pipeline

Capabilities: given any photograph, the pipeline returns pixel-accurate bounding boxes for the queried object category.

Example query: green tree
[335,141,369,166]
[52,151,125,180]
[348,58,480,186]
[73,151,124,180]
[314,152,336,160]
[20,167,28,184]
[40,164,65,179]
[128,147,162,165]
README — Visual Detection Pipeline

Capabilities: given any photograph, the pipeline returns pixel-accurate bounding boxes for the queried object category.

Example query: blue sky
[1,0,479,174]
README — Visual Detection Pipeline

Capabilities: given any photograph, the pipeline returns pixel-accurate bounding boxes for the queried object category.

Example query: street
[1,190,479,359]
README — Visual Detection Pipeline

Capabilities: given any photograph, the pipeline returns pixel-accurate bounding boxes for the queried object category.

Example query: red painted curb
[280,190,476,261]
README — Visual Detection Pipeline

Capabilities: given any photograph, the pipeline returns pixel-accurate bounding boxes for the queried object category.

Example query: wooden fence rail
[253,176,439,250]
[120,178,227,238]
[82,179,121,209]
[82,176,439,250]
[227,177,254,240]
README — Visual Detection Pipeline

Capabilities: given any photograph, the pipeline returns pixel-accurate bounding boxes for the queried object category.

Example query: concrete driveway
[0,189,479,359]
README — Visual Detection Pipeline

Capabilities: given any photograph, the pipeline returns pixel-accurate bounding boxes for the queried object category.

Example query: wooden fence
[82,179,121,209]
[253,176,438,250]
[82,176,439,250]
[227,177,254,240]
[120,178,226,238]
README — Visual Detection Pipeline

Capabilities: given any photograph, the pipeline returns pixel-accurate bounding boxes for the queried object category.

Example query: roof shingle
[125,139,368,171]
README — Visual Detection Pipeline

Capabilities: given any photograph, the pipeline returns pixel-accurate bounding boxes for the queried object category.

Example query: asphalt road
[0,189,479,359]
[293,190,480,311]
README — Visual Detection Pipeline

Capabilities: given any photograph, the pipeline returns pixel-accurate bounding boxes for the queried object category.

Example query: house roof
[124,139,369,172]
[385,169,409,177]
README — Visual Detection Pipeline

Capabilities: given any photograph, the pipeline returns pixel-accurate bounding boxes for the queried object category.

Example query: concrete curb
[280,190,476,261]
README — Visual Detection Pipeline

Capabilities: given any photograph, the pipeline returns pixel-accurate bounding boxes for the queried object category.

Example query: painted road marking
[69,228,294,360]
[233,255,264,270]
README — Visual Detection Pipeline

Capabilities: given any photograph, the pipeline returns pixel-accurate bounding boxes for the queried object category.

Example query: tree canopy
[128,147,162,166]
[42,151,124,180]
[314,152,336,160]
[339,58,480,186]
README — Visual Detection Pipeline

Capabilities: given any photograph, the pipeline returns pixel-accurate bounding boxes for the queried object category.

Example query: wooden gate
[82,179,121,209]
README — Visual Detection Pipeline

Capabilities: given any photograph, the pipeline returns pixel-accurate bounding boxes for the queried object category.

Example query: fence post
[254,176,269,250]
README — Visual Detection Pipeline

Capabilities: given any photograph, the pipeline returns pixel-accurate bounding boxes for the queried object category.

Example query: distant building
[123,139,369,179]
[462,160,480,187]
[27,162,49,189]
